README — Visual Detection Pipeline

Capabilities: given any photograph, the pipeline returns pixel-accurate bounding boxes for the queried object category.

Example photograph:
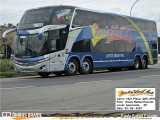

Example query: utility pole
[130,0,140,16]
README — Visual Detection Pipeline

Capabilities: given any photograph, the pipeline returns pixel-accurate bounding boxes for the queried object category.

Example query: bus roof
[27,5,155,23]
[75,6,156,23]
[26,5,75,11]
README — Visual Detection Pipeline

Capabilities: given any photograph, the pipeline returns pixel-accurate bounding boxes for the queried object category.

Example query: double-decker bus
[2,5,158,77]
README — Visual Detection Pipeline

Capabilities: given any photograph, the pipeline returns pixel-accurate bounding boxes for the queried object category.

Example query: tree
[7,23,16,28]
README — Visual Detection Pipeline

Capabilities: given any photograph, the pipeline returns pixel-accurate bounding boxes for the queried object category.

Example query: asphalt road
[1,64,160,116]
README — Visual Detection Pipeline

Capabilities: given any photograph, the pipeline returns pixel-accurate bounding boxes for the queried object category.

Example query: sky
[0,0,160,36]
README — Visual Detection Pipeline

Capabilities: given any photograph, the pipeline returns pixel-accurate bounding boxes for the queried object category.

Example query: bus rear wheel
[133,57,141,70]
[65,59,78,76]
[38,72,51,77]
[79,58,92,74]
[140,57,148,69]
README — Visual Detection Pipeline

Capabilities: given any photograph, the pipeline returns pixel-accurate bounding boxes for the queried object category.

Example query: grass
[0,72,37,78]
[0,59,37,77]
[0,59,14,72]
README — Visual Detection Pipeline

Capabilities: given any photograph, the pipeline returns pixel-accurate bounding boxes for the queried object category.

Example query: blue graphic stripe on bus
[15,56,44,63]
[18,30,30,36]
[76,28,93,41]
[66,52,135,70]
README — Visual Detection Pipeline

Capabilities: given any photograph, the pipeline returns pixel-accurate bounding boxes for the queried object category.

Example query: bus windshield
[15,28,68,58]
[19,7,74,30]
[15,33,49,58]
[19,8,53,30]
[20,8,52,24]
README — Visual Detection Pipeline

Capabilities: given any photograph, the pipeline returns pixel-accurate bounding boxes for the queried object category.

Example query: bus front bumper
[14,61,49,72]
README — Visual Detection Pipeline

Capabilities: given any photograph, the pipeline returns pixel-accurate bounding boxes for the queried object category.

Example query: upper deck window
[72,10,92,27]
[106,15,119,29]
[54,7,74,25]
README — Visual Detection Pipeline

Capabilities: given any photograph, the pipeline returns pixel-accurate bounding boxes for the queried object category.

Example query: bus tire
[133,57,141,70]
[65,59,78,76]
[140,57,148,69]
[38,72,51,77]
[79,58,92,74]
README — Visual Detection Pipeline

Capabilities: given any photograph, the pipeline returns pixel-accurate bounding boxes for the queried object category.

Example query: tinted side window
[49,30,59,53]
[92,13,106,28]
[114,40,126,52]
[90,39,115,52]
[151,43,157,49]
[150,22,157,33]
[140,21,150,33]
[106,15,119,29]
[72,10,92,27]
[49,28,69,53]
[126,42,136,52]
[119,17,136,31]
[72,40,90,52]
[136,20,150,33]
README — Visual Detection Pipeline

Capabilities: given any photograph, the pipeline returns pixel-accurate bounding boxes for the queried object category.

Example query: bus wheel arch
[65,57,80,76]
[140,55,148,69]
[79,57,93,74]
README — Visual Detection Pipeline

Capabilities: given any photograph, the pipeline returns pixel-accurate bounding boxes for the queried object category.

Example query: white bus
[2,5,158,77]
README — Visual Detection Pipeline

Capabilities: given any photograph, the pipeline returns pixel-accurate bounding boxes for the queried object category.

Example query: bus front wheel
[79,58,92,74]
[38,72,51,77]
[65,59,78,76]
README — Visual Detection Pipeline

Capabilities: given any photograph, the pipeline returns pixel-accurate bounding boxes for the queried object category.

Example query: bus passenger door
[48,30,61,71]
[49,28,68,71]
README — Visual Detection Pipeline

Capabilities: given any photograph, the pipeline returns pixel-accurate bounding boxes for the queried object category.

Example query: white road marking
[74,80,112,85]
[0,86,35,90]
[141,75,160,78]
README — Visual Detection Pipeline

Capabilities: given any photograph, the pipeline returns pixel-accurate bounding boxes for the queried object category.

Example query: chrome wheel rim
[68,62,76,73]
[82,61,90,72]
